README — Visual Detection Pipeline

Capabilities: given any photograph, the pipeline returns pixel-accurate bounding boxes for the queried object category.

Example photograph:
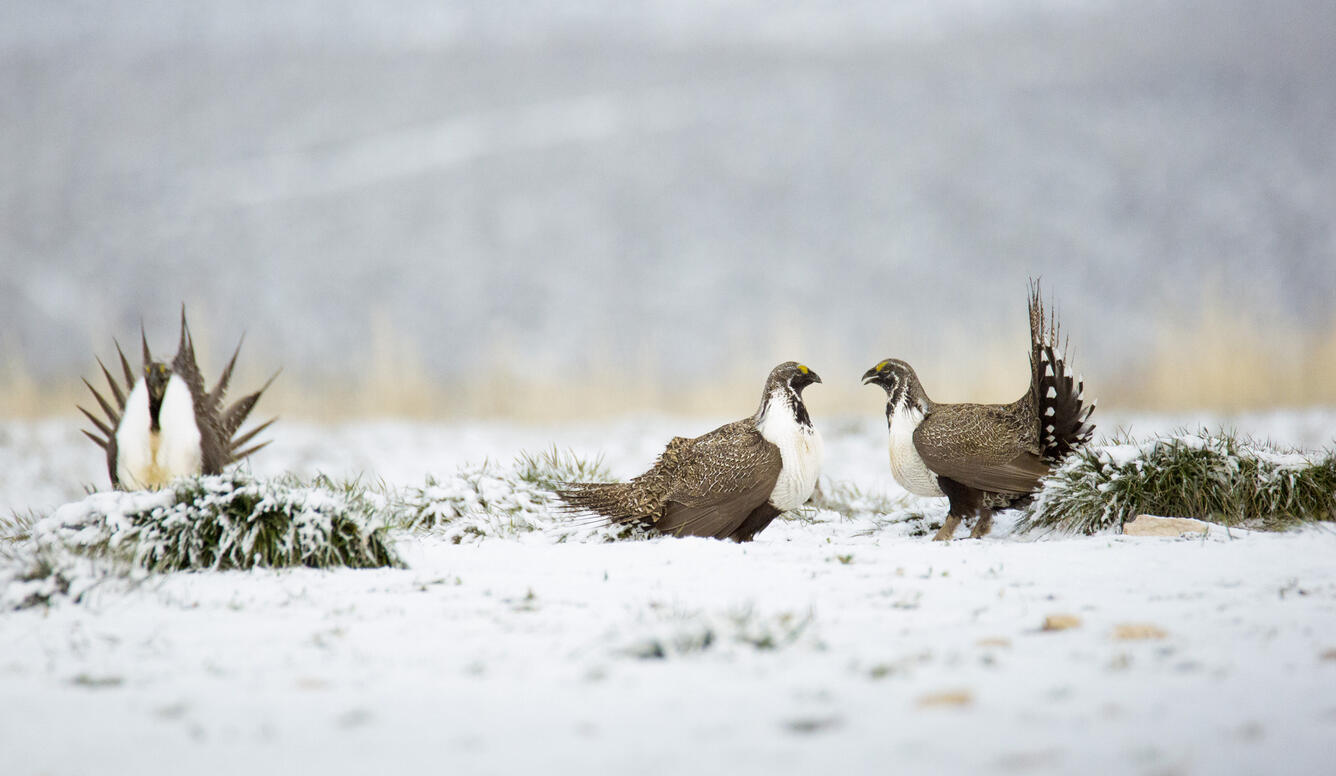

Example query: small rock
[1320,648,1336,662]
[70,674,123,689]
[917,689,973,708]
[1123,515,1209,537]
[1113,623,1168,641]
[295,676,330,691]
[1042,614,1082,632]
[785,715,843,734]
[336,708,374,729]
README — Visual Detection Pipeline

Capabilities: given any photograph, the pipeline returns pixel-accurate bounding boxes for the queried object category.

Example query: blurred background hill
[3,0,1333,418]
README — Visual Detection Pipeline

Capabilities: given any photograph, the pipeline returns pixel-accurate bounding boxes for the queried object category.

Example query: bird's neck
[148,393,163,432]
[757,385,811,430]
[885,380,929,428]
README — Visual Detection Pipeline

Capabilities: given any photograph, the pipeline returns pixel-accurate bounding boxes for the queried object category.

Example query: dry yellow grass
[916,689,974,708]
[3,304,1333,421]
[1113,304,1336,411]
[1112,623,1169,641]
[1042,614,1083,632]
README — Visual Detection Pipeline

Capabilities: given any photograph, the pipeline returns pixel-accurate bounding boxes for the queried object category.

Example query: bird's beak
[861,367,881,385]
[808,371,822,385]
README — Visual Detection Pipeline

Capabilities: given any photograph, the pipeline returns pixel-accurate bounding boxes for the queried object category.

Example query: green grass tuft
[0,511,37,546]
[622,606,816,659]
[513,445,611,490]
[34,471,401,573]
[803,480,911,520]
[393,448,639,542]
[1020,429,1336,534]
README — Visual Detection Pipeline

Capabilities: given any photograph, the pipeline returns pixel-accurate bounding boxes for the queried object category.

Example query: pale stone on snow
[1123,515,1209,537]
[1113,623,1168,641]
[917,689,974,708]
[1042,614,1082,631]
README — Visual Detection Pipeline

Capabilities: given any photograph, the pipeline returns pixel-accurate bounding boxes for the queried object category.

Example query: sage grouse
[558,362,823,541]
[80,311,276,490]
[861,285,1094,540]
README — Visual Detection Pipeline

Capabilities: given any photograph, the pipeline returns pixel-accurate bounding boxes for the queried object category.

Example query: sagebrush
[1021,430,1336,534]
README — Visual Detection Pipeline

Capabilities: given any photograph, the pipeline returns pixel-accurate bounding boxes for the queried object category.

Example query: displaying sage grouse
[80,311,276,490]
[862,284,1094,540]
[558,362,823,541]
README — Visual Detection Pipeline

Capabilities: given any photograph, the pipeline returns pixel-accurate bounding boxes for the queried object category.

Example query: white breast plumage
[756,390,824,511]
[115,375,204,490]
[888,403,945,498]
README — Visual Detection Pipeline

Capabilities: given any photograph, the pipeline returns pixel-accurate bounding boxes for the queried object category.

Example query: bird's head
[144,362,172,403]
[861,358,917,399]
[769,361,822,396]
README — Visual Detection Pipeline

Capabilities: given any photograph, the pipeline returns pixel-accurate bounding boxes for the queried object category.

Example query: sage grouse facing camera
[558,362,823,542]
[862,284,1094,540]
[80,311,277,490]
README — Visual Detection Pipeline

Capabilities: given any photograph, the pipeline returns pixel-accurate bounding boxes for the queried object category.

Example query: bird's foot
[933,515,962,541]
[969,513,993,539]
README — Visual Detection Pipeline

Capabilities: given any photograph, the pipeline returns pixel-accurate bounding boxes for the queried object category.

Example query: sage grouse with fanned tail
[558,362,823,542]
[80,310,277,490]
[862,283,1094,540]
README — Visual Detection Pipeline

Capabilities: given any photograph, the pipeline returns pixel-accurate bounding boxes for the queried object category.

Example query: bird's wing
[913,403,1050,495]
[655,421,784,539]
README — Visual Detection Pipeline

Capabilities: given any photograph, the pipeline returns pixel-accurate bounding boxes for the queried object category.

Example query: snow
[2,410,1336,775]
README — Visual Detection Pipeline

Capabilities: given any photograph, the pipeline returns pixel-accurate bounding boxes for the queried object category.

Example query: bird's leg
[933,515,962,542]
[934,477,979,542]
[969,509,994,539]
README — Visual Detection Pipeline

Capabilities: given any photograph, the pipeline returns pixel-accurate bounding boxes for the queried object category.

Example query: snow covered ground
[2,410,1336,775]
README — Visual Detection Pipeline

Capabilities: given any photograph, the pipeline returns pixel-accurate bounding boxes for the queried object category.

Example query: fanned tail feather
[171,306,208,406]
[1028,280,1096,463]
[81,346,134,488]
[115,340,135,387]
[219,370,280,449]
[555,481,647,527]
[209,336,245,410]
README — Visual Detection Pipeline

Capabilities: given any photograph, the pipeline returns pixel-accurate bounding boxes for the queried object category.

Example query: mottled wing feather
[557,419,782,540]
[655,422,782,539]
[913,402,1049,495]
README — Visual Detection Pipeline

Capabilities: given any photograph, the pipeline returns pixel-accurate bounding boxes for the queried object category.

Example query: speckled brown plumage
[79,309,276,489]
[863,282,1095,539]
[558,362,822,542]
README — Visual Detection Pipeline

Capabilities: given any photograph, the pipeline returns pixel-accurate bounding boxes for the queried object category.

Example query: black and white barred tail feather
[1028,281,1096,463]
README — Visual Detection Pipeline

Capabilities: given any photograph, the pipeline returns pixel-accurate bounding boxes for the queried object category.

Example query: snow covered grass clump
[53,472,402,572]
[616,605,819,659]
[2,471,401,608]
[803,480,937,536]
[1022,430,1336,534]
[394,447,644,542]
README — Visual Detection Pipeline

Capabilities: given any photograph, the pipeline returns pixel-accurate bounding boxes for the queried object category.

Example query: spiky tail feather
[1028,281,1096,463]
[79,339,138,488]
[555,482,647,526]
